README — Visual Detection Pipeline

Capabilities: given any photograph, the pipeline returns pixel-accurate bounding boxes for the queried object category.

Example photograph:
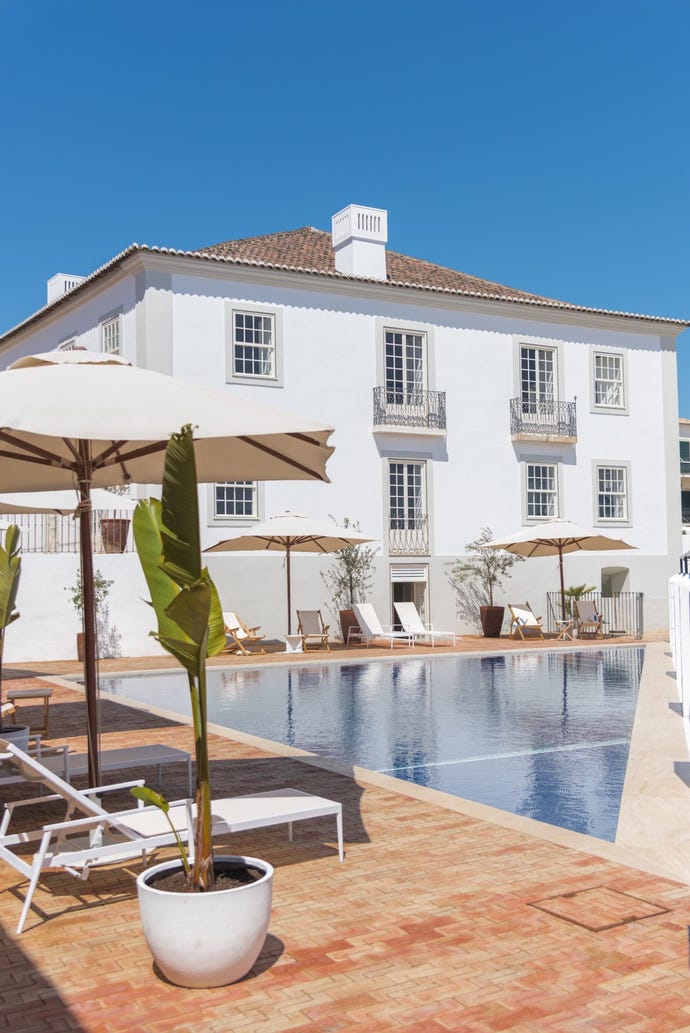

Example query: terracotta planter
[480,605,505,638]
[100,517,130,553]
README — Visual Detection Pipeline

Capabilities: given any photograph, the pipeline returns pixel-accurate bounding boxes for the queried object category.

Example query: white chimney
[47,273,86,304]
[331,204,388,280]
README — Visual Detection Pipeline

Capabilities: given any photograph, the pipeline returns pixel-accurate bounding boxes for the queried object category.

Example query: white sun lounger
[393,602,457,647]
[0,743,193,795]
[0,739,344,933]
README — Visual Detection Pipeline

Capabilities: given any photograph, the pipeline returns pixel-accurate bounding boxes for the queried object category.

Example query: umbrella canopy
[480,519,636,621]
[205,512,375,634]
[0,349,334,785]
[0,488,136,515]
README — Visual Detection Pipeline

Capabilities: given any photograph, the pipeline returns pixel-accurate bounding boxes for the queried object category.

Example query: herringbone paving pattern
[2,658,690,1032]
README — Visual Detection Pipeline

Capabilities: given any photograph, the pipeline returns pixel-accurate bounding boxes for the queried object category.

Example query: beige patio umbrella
[0,488,136,515]
[206,512,375,634]
[0,349,334,785]
[481,519,636,621]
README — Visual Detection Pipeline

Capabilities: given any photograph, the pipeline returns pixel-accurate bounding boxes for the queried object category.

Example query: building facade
[0,205,685,658]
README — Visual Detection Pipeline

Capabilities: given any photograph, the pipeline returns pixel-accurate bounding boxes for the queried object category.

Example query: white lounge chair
[0,739,344,933]
[574,600,605,638]
[352,603,413,649]
[508,603,544,640]
[394,602,457,647]
[0,742,193,794]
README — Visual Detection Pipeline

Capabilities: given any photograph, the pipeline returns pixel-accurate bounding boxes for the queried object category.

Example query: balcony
[373,387,446,433]
[389,516,429,556]
[510,398,577,443]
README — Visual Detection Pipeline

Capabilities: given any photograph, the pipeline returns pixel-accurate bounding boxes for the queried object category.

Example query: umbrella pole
[558,546,566,621]
[286,546,292,635]
[77,469,101,788]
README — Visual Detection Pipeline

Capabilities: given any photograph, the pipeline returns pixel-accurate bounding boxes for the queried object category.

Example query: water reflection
[100,647,644,842]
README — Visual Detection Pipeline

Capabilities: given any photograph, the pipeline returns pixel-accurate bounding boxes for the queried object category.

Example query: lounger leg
[288,821,293,842]
[336,807,344,862]
[17,834,51,934]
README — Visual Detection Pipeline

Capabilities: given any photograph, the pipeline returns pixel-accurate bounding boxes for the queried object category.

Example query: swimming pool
[100,647,644,842]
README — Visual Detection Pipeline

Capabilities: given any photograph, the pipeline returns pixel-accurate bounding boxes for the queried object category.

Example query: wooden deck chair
[574,600,605,638]
[508,603,544,640]
[352,603,414,649]
[296,610,330,651]
[222,612,265,655]
[394,602,457,647]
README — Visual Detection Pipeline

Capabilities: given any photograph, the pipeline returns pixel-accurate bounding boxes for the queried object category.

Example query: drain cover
[529,886,670,931]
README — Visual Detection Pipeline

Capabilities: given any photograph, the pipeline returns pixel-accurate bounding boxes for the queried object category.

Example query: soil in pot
[148,861,264,894]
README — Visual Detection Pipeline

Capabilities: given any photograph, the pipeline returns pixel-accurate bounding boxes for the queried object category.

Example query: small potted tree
[65,569,120,660]
[321,516,377,642]
[132,425,273,988]
[0,525,27,749]
[446,527,523,637]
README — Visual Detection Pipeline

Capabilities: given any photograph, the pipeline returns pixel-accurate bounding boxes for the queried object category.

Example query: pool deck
[4,633,690,1031]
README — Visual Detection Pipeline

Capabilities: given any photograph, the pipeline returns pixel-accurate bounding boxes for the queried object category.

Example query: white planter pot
[136,855,273,988]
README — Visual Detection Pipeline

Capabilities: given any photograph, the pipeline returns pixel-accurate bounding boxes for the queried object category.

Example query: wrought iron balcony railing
[374,387,446,430]
[388,515,429,555]
[510,398,577,439]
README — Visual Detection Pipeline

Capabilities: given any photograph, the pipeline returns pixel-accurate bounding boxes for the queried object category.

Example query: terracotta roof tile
[194,226,559,306]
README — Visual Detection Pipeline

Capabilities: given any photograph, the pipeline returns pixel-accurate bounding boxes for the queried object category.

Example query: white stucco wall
[0,253,682,658]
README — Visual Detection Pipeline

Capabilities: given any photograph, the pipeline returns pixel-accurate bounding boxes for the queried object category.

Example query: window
[384,330,426,403]
[388,461,428,554]
[58,339,76,351]
[526,463,558,518]
[596,466,627,521]
[594,353,624,408]
[214,482,257,519]
[233,312,275,378]
[520,346,555,411]
[101,316,121,355]
[681,440,690,475]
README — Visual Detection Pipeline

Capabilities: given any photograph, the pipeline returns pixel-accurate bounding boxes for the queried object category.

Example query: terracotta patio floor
[3,633,690,1032]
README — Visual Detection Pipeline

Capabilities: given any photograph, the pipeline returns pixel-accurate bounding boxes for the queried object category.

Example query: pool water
[100,647,644,842]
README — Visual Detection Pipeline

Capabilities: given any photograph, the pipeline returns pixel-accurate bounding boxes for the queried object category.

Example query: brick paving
[2,636,689,1032]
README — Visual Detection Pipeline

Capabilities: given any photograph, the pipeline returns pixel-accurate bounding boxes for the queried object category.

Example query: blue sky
[2,1,690,409]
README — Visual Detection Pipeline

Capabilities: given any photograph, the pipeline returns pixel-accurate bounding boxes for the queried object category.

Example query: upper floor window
[520,346,556,410]
[526,462,558,519]
[214,481,257,519]
[58,339,76,351]
[388,459,429,554]
[233,312,275,378]
[384,329,426,403]
[101,316,121,355]
[593,353,624,408]
[596,465,628,521]
[681,440,690,475]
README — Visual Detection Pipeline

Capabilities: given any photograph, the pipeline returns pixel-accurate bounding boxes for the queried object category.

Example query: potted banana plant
[132,426,273,988]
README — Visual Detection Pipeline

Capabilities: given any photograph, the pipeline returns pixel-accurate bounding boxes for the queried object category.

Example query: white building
[0,204,686,659]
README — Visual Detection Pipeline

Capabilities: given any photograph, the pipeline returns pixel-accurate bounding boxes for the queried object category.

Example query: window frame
[522,459,561,522]
[100,313,122,355]
[225,302,284,388]
[590,348,629,415]
[206,480,264,527]
[593,461,632,526]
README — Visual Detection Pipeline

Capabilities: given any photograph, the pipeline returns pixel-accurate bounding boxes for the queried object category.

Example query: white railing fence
[669,566,690,718]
